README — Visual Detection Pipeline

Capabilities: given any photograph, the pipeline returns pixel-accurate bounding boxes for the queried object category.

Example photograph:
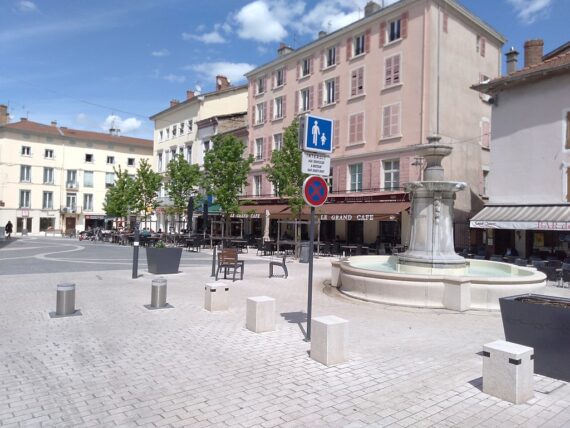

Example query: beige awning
[470,204,570,230]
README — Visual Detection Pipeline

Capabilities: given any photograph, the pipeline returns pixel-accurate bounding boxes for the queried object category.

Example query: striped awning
[470,204,570,230]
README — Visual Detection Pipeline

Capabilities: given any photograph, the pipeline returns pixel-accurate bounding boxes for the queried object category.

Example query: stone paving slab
[0,237,569,427]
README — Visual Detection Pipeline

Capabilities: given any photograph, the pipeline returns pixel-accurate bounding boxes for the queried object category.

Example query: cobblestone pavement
[1,237,569,427]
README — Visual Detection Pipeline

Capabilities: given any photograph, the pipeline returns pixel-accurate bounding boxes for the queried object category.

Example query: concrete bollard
[246,296,275,333]
[144,278,172,310]
[310,315,349,366]
[50,282,81,318]
[204,282,229,312]
[483,340,534,404]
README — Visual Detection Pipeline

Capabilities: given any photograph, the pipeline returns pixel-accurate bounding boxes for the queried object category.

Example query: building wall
[488,74,570,204]
[0,124,152,233]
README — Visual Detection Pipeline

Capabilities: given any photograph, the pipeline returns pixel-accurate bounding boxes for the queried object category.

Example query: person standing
[5,220,13,239]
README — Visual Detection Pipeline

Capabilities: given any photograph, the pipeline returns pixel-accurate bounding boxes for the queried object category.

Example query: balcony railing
[66,181,79,190]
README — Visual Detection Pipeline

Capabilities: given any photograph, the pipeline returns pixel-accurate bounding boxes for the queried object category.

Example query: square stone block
[204,282,229,312]
[246,296,275,333]
[311,315,348,366]
[483,340,534,404]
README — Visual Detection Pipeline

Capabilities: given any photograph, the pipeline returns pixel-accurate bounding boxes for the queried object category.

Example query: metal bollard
[50,282,81,318]
[151,278,167,308]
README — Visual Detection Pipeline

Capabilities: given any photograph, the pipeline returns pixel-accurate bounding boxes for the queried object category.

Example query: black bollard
[132,226,139,279]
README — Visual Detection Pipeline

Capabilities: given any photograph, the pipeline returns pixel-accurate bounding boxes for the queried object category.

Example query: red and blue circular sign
[303,175,328,207]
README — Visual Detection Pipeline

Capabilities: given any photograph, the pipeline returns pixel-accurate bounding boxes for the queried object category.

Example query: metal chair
[490,255,503,262]
[515,258,528,266]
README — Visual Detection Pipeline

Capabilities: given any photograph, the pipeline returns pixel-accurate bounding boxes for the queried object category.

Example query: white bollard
[204,282,229,312]
[310,315,348,366]
[246,296,276,333]
[483,340,534,404]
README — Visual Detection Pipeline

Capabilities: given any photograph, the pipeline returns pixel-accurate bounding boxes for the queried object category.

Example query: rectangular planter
[499,293,570,382]
[146,247,182,274]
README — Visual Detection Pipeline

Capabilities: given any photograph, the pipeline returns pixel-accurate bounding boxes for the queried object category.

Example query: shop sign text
[320,214,375,221]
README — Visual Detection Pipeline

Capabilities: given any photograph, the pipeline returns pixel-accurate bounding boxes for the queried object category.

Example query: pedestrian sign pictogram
[302,114,333,154]
[303,175,328,207]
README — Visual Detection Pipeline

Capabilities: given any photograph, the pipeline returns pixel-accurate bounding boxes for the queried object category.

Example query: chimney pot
[0,104,8,126]
[505,47,519,74]
[524,39,544,68]
[318,30,327,39]
[170,99,180,107]
[21,117,28,121]
[51,120,58,127]
[277,43,294,57]
[216,75,230,91]
[186,90,195,100]
[364,1,381,17]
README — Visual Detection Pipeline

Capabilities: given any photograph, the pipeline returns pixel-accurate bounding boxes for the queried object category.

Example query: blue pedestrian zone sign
[303,114,333,154]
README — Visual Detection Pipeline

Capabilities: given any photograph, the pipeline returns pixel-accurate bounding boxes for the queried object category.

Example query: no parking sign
[303,175,328,208]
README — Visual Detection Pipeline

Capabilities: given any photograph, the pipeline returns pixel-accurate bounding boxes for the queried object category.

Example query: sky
[0,0,568,139]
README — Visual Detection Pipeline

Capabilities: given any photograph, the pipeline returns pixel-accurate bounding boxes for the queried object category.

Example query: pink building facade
[244,0,504,246]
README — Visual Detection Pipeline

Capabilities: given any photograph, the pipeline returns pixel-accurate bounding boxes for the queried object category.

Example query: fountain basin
[331,256,546,311]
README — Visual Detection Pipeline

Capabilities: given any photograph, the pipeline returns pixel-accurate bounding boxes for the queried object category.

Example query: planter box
[146,247,182,274]
[500,293,570,382]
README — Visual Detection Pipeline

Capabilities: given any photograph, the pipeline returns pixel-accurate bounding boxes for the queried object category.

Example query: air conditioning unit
[61,207,68,213]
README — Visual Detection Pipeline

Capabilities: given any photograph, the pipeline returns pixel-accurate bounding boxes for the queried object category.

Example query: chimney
[170,99,180,107]
[51,120,58,127]
[216,75,230,91]
[277,42,294,57]
[21,117,28,122]
[505,47,519,74]
[318,30,327,39]
[364,1,381,17]
[0,105,8,126]
[186,90,195,100]
[524,39,544,68]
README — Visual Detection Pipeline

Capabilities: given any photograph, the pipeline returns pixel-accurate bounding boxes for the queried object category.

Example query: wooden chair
[216,248,244,282]
[269,255,288,279]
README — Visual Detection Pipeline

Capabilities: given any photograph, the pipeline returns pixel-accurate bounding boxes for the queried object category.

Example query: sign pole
[132,224,139,279]
[306,206,315,341]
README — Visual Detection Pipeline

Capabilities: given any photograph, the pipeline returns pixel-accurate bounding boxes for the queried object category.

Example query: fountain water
[331,136,546,311]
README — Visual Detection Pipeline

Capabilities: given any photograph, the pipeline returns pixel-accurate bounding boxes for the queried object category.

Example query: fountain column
[399,136,466,270]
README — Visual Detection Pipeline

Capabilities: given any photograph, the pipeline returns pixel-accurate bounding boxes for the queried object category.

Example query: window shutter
[443,13,448,33]
[263,101,267,123]
[317,82,323,107]
[320,50,324,70]
[282,95,287,118]
[566,112,570,149]
[385,56,393,86]
[351,70,357,97]
[401,12,408,38]
[270,72,274,89]
[333,120,339,147]
[382,106,391,137]
[357,113,364,142]
[481,38,486,57]
[393,55,400,84]
[365,29,371,53]
[349,115,356,143]
[310,55,314,74]
[480,170,485,196]
[296,61,300,80]
[357,67,364,94]
[380,22,386,47]
[249,140,254,158]
[346,37,352,61]
[283,66,287,84]
[266,136,272,160]
[334,77,340,102]
[335,44,340,64]
[264,76,268,92]
[269,99,274,120]
[309,86,314,110]
[391,104,400,136]
[295,91,299,114]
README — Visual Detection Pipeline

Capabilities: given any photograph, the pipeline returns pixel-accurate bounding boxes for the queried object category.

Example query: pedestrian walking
[5,220,13,239]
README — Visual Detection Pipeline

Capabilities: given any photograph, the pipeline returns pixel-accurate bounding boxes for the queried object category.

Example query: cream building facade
[0,109,153,235]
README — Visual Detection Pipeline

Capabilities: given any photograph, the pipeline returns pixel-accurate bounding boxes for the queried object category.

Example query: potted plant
[146,240,183,274]
[499,293,570,382]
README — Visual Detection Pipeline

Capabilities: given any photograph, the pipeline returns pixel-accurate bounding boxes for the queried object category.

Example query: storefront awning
[470,204,570,230]
[236,204,289,218]
[318,201,409,221]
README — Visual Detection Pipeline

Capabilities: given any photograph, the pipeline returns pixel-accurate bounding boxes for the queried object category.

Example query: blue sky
[0,0,568,138]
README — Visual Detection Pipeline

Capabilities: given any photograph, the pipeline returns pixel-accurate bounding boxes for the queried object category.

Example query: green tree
[103,166,135,226]
[165,153,201,233]
[132,158,162,228]
[202,134,253,238]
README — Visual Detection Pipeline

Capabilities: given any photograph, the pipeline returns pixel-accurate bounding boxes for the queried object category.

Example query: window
[255,138,264,160]
[19,190,31,208]
[158,153,163,172]
[84,171,93,187]
[188,119,193,132]
[105,172,115,188]
[353,33,365,56]
[159,130,164,141]
[40,217,55,232]
[127,158,135,166]
[66,193,77,211]
[350,67,365,97]
[383,160,400,190]
[325,46,336,68]
[67,170,77,187]
[388,18,401,42]
[165,128,170,139]
[21,146,31,156]
[274,97,283,119]
[171,147,177,158]
[83,194,93,212]
[301,57,311,77]
[85,153,93,163]
[300,88,310,112]
[349,113,364,144]
[185,145,192,163]
[254,175,262,196]
[204,140,211,153]
[275,68,285,87]
[482,170,489,196]
[255,102,266,124]
[256,76,265,94]
[42,191,53,209]
[385,54,401,87]
[179,122,185,135]
[477,35,486,57]
[382,103,401,138]
[328,168,334,192]
[273,133,283,151]
[482,120,490,148]
[45,149,54,159]
[106,156,115,165]
[324,79,336,105]
[349,164,363,192]
[20,165,31,182]
[43,167,54,184]
[172,125,177,137]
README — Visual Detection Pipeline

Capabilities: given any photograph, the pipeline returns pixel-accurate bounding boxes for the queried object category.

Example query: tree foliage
[103,166,135,220]
[132,158,162,225]
[165,153,201,220]
[263,119,305,218]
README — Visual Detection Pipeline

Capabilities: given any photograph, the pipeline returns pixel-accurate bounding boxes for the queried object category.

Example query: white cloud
[151,49,170,57]
[76,113,89,124]
[163,73,186,83]
[506,0,552,24]
[182,30,225,44]
[185,61,256,85]
[102,115,142,133]
[15,0,39,13]
[235,1,291,43]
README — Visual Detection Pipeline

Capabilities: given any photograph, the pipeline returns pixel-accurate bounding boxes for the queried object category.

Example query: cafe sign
[320,214,375,221]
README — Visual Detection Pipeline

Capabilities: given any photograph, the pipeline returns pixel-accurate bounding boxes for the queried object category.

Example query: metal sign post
[132,224,139,279]
[307,206,316,340]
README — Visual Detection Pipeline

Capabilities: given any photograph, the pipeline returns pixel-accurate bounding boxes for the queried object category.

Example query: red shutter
[334,77,340,102]
[282,95,287,118]
[309,86,314,110]
[349,115,356,143]
[382,106,390,137]
[269,99,273,120]
[309,55,314,75]
[391,104,400,136]
[339,165,347,192]
[481,38,486,57]
[380,22,386,47]
[346,37,352,61]
[365,29,371,53]
[296,61,300,80]
[357,67,364,94]
[317,82,323,107]
[393,55,400,84]
[385,56,393,86]
[335,44,340,64]
[351,70,357,97]
[320,50,324,70]
[332,165,340,191]
[443,13,448,33]
[263,101,267,123]
[295,91,299,114]
[357,113,364,142]
[333,120,339,148]
[401,12,408,38]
